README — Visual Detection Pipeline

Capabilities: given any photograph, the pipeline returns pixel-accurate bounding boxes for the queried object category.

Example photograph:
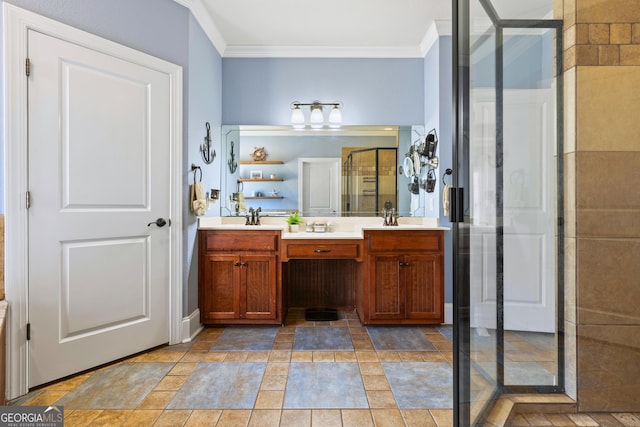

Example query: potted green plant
[286,211,303,232]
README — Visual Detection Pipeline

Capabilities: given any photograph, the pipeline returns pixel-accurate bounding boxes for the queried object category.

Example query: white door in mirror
[298,158,341,216]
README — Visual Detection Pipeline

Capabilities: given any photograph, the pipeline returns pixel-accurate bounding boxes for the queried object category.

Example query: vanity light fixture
[328,105,342,128]
[309,104,324,129]
[290,101,343,129]
[291,105,305,129]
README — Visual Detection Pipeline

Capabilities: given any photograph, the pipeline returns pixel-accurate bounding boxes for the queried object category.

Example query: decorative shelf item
[251,146,268,161]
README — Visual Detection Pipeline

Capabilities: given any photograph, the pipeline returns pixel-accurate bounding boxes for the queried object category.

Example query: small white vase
[289,224,299,232]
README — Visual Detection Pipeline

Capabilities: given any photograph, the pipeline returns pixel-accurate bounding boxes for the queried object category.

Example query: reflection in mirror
[343,147,397,216]
[220,125,424,217]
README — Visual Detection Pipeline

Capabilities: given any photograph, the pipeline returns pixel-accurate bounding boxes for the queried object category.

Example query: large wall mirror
[220,125,424,217]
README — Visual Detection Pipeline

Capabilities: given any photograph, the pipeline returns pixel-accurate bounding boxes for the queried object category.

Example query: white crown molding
[420,19,453,57]
[222,45,425,58]
[175,0,227,56]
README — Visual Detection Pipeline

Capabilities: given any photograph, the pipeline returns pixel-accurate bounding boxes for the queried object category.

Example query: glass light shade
[291,106,305,129]
[328,106,342,128]
[309,106,324,129]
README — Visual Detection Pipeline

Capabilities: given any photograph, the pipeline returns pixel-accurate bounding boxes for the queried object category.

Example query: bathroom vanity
[198,217,446,326]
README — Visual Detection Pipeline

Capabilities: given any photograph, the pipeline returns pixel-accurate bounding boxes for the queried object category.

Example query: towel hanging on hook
[190,164,208,216]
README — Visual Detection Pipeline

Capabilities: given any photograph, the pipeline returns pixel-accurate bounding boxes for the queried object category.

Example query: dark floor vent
[305,307,339,321]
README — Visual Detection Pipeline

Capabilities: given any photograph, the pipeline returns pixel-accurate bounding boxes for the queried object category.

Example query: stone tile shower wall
[558,0,640,412]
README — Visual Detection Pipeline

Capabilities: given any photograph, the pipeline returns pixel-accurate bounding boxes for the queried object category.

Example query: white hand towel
[191,182,209,216]
[443,184,452,217]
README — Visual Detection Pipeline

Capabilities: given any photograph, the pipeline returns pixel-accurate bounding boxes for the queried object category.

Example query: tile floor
[11,310,456,426]
[10,309,640,426]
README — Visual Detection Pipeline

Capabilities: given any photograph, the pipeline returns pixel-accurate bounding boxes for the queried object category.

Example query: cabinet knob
[314,249,331,253]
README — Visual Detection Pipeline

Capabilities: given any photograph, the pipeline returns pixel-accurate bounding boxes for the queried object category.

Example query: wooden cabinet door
[404,254,443,321]
[201,254,240,321]
[368,255,404,320]
[198,230,281,325]
[240,255,277,320]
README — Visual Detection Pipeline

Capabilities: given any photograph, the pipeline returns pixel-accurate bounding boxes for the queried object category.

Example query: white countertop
[198,216,449,239]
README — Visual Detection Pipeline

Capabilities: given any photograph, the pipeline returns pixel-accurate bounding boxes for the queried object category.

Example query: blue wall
[222,58,425,126]
[424,36,454,305]
[1,0,222,315]
[185,14,222,314]
[4,0,189,66]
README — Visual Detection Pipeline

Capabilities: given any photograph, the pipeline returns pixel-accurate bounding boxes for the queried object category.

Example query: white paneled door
[27,29,172,387]
[298,158,342,216]
[469,88,556,333]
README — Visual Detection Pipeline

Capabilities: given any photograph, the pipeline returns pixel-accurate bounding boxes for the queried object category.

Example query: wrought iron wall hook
[228,141,238,173]
[201,122,216,164]
[191,164,202,185]
[442,168,452,185]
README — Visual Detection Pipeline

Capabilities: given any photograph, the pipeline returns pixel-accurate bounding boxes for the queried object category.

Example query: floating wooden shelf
[238,178,284,182]
[240,160,284,165]
[244,196,284,199]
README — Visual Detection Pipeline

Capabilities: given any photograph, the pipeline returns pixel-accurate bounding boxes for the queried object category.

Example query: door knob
[147,218,170,227]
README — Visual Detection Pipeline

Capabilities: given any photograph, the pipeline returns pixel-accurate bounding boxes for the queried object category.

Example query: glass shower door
[453,1,501,424]
[453,0,563,424]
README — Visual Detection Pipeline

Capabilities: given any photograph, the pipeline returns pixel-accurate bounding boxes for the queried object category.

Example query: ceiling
[179,0,554,58]
[188,0,452,58]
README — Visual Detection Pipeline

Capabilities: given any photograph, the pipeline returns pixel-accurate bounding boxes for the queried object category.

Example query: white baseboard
[181,309,203,343]
[444,303,453,324]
